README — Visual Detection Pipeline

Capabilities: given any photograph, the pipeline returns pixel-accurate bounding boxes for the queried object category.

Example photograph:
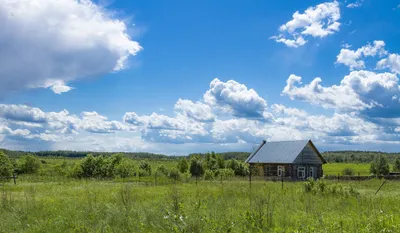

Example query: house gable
[293,141,325,164]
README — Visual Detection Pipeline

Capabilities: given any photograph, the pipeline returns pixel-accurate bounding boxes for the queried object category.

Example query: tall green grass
[1,178,399,232]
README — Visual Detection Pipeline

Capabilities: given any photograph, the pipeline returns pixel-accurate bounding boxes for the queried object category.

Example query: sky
[1,0,400,154]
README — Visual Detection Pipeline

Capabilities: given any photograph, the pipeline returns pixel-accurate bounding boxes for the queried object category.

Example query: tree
[115,160,136,178]
[370,155,390,176]
[0,152,13,182]
[189,157,204,178]
[17,155,41,174]
[156,165,169,176]
[342,168,355,176]
[177,158,189,173]
[139,161,152,176]
[393,158,400,172]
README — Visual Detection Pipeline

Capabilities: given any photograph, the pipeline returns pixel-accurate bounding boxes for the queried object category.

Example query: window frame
[309,167,315,178]
[277,165,284,177]
[297,166,305,178]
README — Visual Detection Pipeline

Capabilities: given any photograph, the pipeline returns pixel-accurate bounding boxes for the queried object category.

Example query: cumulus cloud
[377,54,400,74]
[282,71,400,118]
[174,99,215,122]
[346,0,363,8]
[0,0,142,94]
[203,78,267,118]
[336,41,387,70]
[273,1,340,47]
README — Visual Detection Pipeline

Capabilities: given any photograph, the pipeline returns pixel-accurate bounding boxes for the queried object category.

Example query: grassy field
[1,177,400,232]
[323,163,372,176]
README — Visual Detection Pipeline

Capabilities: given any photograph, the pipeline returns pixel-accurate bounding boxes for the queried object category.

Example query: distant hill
[1,148,400,163]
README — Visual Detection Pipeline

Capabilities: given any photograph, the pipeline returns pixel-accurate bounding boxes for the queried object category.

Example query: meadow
[1,155,399,232]
[1,176,400,233]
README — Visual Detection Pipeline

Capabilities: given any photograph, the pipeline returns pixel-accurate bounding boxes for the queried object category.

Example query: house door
[309,167,315,178]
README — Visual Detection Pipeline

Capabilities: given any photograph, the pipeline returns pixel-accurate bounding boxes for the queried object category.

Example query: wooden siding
[293,143,323,165]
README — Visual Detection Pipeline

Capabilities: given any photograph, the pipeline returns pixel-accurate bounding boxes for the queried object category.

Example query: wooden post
[13,173,16,185]
[337,173,340,182]
[249,165,252,188]
[281,175,284,190]
[375,179,387,195]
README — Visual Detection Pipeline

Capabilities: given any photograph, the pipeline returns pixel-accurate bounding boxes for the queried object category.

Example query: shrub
[177,158,189,173]
[393,158,400,172]
[342,167,355,176]
[370,155,390,176]
[215,168,235,178]
[227,159,249,176]
[17,155,41,174]
[204,169,214,180]
[139,161,152,176]
[168,168,181,181]
[156,165,169,176]
[0,152,13,182]
[189,157,204,177]
[116,160,136,178]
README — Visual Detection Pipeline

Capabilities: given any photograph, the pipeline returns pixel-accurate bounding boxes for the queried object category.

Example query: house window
[277,165,285,176]
[309,167,315,178]
[297,167,305,178]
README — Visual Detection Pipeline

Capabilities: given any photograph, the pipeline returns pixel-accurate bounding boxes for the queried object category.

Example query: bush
[342,167,355,176]
[0,152,13,182]
[189,157,204,177]
[139,161,152,176]
[393,158,400,172]
[204,169,214,180]
[215,168,234,178]
[17,155,41,174]
[227,159,249,176]
[370,155,390,176]
[177,158,189,173]
[73,154,125,178]
[116,160,136,178]
[156,165,169,176]
[168,168,181,181]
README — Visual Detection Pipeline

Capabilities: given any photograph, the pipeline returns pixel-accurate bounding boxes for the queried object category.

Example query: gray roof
[245,140,310,163]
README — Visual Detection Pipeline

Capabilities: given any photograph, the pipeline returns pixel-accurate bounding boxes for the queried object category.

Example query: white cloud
[346,0,363,8]
[203,78,267,118]
[336,41,387,70]
[174,99,215,122]
[377,54,400,74]
[273,1,340,47]
[282,71,400,117]
[0,0,142,94]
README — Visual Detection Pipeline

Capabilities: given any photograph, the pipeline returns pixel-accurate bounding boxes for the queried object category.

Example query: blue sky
[1,0,400,154]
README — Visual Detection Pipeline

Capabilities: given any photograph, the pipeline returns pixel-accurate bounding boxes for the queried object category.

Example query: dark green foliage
[17,155,41,174]
[139,161,152,176]
[74,154,125,178]
[394,158,400,172]
[156,165,169,176]
[115,160,136,178]
[189,157,204,177]
[322,151,400,164]
[342,167,355,176]
[0,152,13,182]
[216,168,235,178]
[177,158,189,173]
[204,169,214,180]
[370,155,390,176]
[168,168,181,181]
[227,159,249,176]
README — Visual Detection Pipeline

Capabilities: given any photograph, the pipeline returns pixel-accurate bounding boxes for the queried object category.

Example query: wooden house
[245,140,326,180]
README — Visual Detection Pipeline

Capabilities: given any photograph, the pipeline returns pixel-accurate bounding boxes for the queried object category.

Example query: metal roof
[245,140,310,163]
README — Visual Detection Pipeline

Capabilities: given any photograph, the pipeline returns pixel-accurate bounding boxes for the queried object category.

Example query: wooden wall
[293,143,323,165]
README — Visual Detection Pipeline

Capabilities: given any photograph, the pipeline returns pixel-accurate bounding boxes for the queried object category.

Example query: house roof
[245,139,325,164]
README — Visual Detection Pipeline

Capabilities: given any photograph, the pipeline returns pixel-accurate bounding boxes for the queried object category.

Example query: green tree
[156,165,169,176]
[17,155,41,174]
[139,161,152,176]
[115,160,136,178]
[393,158,400,172]
[177,158,189,173]
[0,152,13,182]
[189,157,204,178]
[370,155,390,176]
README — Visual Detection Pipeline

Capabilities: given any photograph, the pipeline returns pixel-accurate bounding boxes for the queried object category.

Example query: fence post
[13,173,17,185]
[337,173,340,182]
